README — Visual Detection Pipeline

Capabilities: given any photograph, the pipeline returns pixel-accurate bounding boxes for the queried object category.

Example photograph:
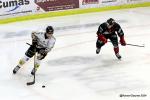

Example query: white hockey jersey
[32,31,56,52]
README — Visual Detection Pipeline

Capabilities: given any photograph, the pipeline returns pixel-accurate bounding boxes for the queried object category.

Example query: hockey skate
[13,65,20,74]
[31,68,37,75]
[96,48,101,54]
[115,53,121,59]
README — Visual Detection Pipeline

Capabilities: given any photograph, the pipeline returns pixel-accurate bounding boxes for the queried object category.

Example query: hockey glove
[120,36,126,46]
[31,32,38,46]
[31,32,37,40]
[98,34,107,44]
[39,49,47,55]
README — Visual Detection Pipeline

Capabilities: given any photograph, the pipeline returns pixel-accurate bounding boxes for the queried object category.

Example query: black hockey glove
[32,39,38,47]
[39,49,48,55]
[31,32,38,47]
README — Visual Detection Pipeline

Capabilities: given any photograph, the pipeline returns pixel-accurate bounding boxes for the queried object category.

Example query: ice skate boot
[115,53,121,59]
[31,63,39,75]
[96,48,101,54]
[13,65,20,74]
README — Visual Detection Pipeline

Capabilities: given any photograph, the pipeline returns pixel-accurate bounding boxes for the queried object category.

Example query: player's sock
[31,63,40,75]
[114,47,121,59]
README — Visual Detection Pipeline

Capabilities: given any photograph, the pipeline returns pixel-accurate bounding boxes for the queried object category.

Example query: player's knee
[111,40,118,47]
[96,40,104,48]
[113,43,118,48]
[25,51,35,58]
[25,46,36,58]
[96,44,101,48]
[37,53,47,60]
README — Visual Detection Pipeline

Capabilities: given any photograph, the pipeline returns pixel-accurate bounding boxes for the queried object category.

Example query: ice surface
[0,7,150,100]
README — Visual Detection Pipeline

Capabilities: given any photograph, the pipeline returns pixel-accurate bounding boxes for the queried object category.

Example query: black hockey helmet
[46,26,54,34]
[107,18,115,25]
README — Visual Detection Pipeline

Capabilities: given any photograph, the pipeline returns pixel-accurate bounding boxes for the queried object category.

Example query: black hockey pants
[96,34,119,48]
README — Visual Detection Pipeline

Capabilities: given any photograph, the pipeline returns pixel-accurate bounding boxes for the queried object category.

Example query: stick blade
[26,81,35,86]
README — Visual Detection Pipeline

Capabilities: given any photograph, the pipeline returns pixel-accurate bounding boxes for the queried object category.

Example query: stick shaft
[108,41,144,47]
[126,43,144,47]
[26,43,36,85]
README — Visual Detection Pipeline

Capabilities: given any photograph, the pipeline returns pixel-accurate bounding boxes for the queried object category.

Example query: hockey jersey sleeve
[46,36,56,52]
[31,31,39,46]
[97,24,103,35]
[116,24,124,37]
[115,23,126,46]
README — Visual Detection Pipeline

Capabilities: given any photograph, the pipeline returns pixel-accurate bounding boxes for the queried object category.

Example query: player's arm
[97,25,107,43]
[39,37,56,56]
[116,24,126,46]
[31,31,38,46]
[46,37,56,52]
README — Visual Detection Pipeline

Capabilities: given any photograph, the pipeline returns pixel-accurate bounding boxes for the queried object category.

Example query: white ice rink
[0,7,150,100]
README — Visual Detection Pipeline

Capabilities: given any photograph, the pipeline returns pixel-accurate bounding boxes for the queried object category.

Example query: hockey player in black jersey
[13,26,56,75]
[96,18,126,59]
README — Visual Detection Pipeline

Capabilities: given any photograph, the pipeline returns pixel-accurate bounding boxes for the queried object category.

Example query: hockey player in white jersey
[13,26,56,75]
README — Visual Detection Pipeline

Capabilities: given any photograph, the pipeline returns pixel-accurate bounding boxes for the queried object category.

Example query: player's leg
[109,34,121,59]
[13,46,36,74]
[31,50,47,75]
[96,39,105,54]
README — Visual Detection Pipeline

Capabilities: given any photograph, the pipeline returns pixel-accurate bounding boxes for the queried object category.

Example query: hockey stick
[26,43,31,46]
[126,43,145,47]
[108,41,145,47]
[26,54,36,85]
[26,43,36,85]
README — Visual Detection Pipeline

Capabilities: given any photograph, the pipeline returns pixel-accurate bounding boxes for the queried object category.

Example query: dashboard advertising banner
[100,0,129,6]
[35,0,79,11]
[0,0,149,20]
[127,0,149,3]
[82,0,99,5]
[0,0,42,19]
[79,0,101,8]
[101,0,119,6]
[79,0,127,8]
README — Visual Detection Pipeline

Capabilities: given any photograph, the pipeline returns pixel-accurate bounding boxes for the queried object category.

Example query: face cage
[46,32,53,37]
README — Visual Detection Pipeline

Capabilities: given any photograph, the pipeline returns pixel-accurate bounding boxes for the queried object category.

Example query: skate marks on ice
[46,56,146,93]
[1,19,128,39]
[55,19,127,31]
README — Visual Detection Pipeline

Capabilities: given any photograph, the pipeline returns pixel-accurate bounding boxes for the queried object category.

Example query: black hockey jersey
[97,22,124,37]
